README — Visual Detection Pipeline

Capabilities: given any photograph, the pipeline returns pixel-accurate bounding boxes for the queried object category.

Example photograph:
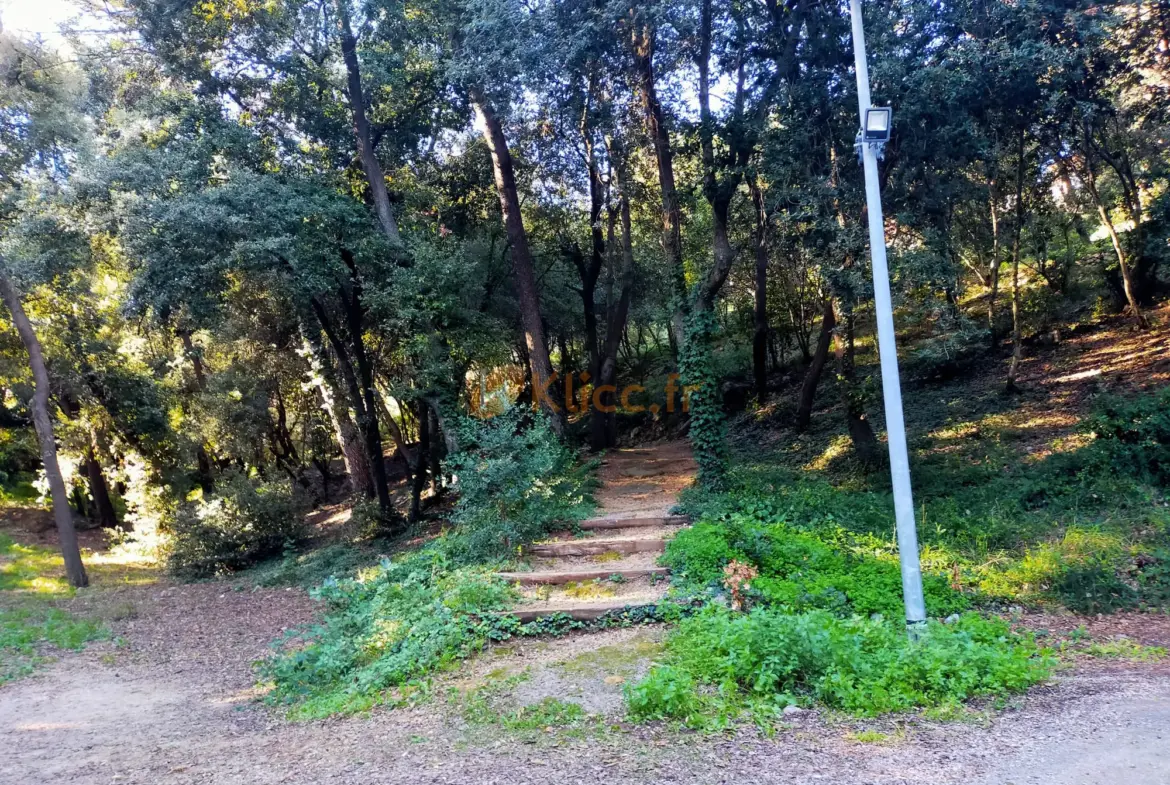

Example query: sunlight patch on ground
[1052,368,1102,384]
[12,722,81,732]
[803,434,853,473]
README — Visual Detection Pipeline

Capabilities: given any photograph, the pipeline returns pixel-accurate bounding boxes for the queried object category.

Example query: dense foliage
[663,517,968,619]
[166,473,309,579]
[625,609,1051,724]
[446,407,595,562]
[260,547,513,718]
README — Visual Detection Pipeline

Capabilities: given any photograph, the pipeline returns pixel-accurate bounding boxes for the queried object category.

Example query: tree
[0,270,88,586]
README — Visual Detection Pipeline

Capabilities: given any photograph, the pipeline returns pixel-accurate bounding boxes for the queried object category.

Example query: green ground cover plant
[1,606,106,684]
[625,608,1051,727]
[662,516,968,618]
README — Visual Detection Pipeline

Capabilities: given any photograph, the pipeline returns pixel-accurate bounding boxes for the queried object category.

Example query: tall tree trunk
[84,447,118,530]
[337,256,400,529]
[750,177,770,404]
[1081,141,1148,328]
[599,174,637,447]
[427,405,442,494]
[833,302,880,467]
[1006,130,1027,392]
[336,0,404,251]
[795,299,835,432]
[300,330,373,498]
[0,272,88,588]
[694,0,741,314]
[409,400,429,523]
[631,22,687,351]
[581,112,606,450]
[177,329,215,493]
[987,181,1001,342]
[472,95,565,435]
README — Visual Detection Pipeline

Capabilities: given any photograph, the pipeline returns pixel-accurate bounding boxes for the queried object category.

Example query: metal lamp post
[848,0,927,632]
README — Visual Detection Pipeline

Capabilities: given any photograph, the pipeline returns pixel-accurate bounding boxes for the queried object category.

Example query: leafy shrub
[1053,558,1138,614]
[625,607,1050,723]
[166,472,307,578]
[624,665,701,723]
[446,407,594,563]
[259,545,515,718]
[1137,548,1170,606]
[911,311,989,382]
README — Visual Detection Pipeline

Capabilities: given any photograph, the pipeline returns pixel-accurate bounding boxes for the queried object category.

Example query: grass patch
[1079,638,1166,662]
[456,671,596,739]
[847,729,893,744]
[0,608,106,684]
[0,535,108,683]
[0,534,74,596]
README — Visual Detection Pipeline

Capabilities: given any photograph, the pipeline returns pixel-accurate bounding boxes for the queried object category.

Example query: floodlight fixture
[864,107,892,143]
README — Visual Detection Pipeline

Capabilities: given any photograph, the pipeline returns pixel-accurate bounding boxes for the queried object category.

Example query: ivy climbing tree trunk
[0,271,88,588]
[473,94,565,435]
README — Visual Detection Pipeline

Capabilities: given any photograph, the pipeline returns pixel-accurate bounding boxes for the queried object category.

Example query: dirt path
[4,441,1170,783]
[3,600,1169,785]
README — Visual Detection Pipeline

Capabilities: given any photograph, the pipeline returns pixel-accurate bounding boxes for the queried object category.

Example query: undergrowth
[625,608,1051,727]
[684,388,1170,613]
[0,606,107,684]
[260,408,601,719]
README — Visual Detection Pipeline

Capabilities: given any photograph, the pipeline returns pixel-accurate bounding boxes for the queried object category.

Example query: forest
[1,0,1169,779]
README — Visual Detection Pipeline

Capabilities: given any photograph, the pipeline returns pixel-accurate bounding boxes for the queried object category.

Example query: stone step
[579,515,688,530]
[527,537,667,558]
[499,598,665,623]
[495,567,670,585]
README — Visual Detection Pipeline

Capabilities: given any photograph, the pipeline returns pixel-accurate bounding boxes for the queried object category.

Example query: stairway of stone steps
[496,441,697,622]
